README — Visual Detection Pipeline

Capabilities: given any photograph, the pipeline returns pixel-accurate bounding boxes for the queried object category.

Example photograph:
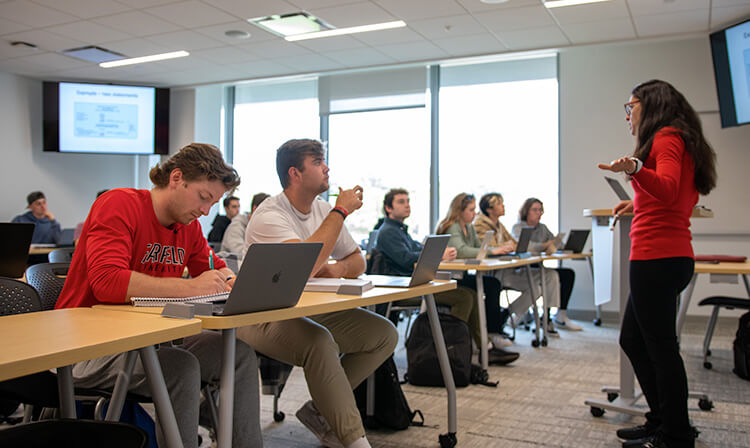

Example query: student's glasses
[624,100,640,116]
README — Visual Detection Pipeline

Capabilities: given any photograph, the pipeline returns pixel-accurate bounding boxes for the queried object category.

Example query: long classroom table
[97,280,459,448]
[0,307,203,448]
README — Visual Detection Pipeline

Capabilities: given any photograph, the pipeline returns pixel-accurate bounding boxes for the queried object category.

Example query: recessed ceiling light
[544,0,613,8]
[99,50,189,68]
[225,30,251,39]
[63,45,125,63]
[249,12,333,38]
[285,20,407,42]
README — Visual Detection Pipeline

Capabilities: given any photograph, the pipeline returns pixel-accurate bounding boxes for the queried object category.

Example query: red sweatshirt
[55,188,225,308]
[629,127,698,261]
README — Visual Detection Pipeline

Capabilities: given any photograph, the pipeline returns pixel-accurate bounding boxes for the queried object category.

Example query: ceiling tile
[309,2,394,28]
[474,5,556,33]
[432,32,506,56]
[225,59,295,78]
[149,54,214,71]
[195,20,277,45]
[271,53,344,72]
[561,17,636,44]
[0,0,78,27]
[627,0,709,16]
[455,0,540,13]
[93,11,182,36]
[110,0,177,8]
[145,1,238,28]
[0,38,46,58]
[376,40,448,61]
[494,25,569,50]
[13,51,89,70]
[323,46,396,67]
[633,9,709,37]
[190,46,259,64]
[408,14,487,40]
[547,0,630,25]
[713,0,750,6]
[46,20,133,44]
[103,38,173,57]
[295,35,366,52]
[711,5,750,29]
[289,0,368,8]
[3,29,87,51]
[207,0,299,19]
[33,0,130,19]
[0,16,30,35]
[374,0,465,20]
[351,26,425,45]
[146,29,225,51]
[239,39,313,58]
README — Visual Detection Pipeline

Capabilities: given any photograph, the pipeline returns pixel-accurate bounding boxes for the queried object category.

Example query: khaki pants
[495,267,560,316]
[236,308,398,446]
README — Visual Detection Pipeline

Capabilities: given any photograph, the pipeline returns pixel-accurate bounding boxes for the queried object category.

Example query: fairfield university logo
[141,243,186,266]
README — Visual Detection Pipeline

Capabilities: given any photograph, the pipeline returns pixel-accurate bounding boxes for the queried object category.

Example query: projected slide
[726,20,750,124]
[59,83,155,154]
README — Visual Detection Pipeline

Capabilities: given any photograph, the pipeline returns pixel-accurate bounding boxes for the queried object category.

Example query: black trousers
[620,257,694,447]
[458,274,508,334]
[555,267,575,310]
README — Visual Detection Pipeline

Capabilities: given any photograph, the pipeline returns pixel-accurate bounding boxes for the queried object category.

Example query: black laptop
[557,229,590,254]
[0,223,34,278]
[490,227,533,259]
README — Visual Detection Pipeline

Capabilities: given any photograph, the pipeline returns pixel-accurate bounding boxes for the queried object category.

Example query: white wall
[559,37,750,317]
[0,72,138,229]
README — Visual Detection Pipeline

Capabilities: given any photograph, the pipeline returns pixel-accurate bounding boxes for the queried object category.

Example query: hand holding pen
[610,200,634,231]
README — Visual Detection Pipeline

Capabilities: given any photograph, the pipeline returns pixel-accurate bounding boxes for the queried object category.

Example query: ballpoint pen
[610,214,620,231]
[209,249,214,270]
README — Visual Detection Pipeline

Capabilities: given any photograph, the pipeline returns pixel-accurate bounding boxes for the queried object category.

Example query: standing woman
[599,80,716,448]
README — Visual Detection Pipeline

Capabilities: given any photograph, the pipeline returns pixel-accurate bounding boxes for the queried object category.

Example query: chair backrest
[0,277,42,316]
[24,262,70,311]
[367,249,397,276]
[48,247,75,263]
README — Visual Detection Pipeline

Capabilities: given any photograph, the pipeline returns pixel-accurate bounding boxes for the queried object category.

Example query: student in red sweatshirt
[599,80,717,448]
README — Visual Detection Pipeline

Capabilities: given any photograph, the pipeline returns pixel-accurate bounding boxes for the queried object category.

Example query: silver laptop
[557,229,590,254]
[367,235,450,288]
[454,230,494,264]
[212,242,322,316]
[0,222,34,278]
[491,227,533,260]
[605,176,631,200]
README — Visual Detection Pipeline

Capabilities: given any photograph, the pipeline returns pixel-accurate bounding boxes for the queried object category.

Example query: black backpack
[405,313,472,387]
[733,311,750,380]
[353,355,424,430]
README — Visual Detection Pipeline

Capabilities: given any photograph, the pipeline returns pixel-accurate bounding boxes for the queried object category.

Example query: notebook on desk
[556,229,591,254]
[131,242,322,316]
[366,235,450,288]
[490,227,533,260]
[0,222,34,278]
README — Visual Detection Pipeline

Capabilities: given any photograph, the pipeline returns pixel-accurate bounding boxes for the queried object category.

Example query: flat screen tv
[710,17,750,128]
[43,81,169,154]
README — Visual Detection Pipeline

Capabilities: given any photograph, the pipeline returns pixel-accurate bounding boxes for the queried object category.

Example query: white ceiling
[1,0,749,87]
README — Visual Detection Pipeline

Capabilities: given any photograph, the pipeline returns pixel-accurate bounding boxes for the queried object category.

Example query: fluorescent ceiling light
[285,20,406,41]
[99,50,189,68]
[544,0,613,8]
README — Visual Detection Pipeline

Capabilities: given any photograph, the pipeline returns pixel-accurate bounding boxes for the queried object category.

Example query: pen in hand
[610,214,620,231]
[208,249,214,270]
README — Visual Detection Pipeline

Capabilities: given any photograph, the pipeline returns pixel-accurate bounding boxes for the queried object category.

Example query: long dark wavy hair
[630,80,717,195]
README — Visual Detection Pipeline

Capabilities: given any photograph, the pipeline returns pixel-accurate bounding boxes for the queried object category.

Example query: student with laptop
[54,143,262,448]
[238,139,397,448]
[441,193,561,336]
[512,197,582,331]
[12,190,61,244]
[374,188,519,363]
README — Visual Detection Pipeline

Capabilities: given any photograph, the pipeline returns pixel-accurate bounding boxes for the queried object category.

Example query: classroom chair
[24,262,69,310]
[48,248,75,263]
[0,418,148,448]
[698,295,750,369]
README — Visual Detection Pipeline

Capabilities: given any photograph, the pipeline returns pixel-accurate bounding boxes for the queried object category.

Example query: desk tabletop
[439,256,544,272]
[583,208,712,218]
[541,252,592,261]
[95,280,457,329]
[0,308,202,382]
[694,260,750,275]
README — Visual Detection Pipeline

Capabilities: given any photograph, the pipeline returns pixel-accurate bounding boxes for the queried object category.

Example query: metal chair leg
[702,306,721,368]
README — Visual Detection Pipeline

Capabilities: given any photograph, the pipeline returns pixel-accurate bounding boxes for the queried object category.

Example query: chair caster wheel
[706,349,711,356]
[703,361,712,370]
[593,318,602,326]
[273,411,285,422]
[531,339,540,347]
[607,392,618,402]
[439,432,457,448]
[590,406,605,417]
[698,398,714,411]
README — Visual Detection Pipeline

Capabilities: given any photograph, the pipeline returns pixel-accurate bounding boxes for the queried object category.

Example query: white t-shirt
[243,192,359,261]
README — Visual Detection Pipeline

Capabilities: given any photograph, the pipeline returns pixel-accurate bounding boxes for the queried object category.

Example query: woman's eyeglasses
[624,100,640,116]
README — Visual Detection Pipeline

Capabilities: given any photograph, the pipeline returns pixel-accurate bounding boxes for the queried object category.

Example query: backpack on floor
[733,311,750,380]
[353,355,423,430]
[405,312,472,387]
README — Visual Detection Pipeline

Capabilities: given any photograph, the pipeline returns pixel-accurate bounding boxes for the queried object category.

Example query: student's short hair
[26,191,45,206]
[149,143,240,192]
[276,139,325,189]
[251,192,270,209]
[223,196,239,208]
[382,188,409,216]
[479,192,503,217]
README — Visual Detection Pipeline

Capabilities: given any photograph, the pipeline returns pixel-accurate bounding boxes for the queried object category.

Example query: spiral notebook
[130,291,229,307]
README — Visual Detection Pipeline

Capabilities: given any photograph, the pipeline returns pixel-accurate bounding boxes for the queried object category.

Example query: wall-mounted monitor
[710,17,750,128]
[43,81,169,154]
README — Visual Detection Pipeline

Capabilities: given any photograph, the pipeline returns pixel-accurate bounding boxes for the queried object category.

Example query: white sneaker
[554,314,583,331]
[489,333,513,348]
[295,400,345,448]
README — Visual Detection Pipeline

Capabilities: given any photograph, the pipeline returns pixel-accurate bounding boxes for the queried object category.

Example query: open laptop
[0,222,34,278]
[556,229,590,254]
[605,176,631,200]
[454,230,494,264]
[211,242,322,315]
[57,228,75,247]
[490,227,533,259]
[366,235,450,288]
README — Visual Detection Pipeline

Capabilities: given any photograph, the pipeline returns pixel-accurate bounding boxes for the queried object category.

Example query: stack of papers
[304,278,373,295]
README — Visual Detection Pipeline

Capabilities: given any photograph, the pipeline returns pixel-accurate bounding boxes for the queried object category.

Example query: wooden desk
[0,308,202,448]
[98,281,459,448]
[28,245,56,255]
[676,260,750,338]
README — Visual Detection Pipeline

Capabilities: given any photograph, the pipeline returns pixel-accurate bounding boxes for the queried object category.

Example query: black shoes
[617,423,659,440]
[620,428,698,448]
[487,347,520,365]
[622,433,668,448]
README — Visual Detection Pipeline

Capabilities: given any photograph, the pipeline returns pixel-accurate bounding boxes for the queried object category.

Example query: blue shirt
[375,217,422,276]
[12,211,62,244]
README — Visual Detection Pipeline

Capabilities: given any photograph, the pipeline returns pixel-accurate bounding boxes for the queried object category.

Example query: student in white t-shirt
[237,139,398,448]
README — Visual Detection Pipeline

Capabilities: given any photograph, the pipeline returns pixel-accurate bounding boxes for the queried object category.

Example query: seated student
[237,139,397,448]
[74,189,109,245]
[438,193,561,336]
[12,191,62,244]
[512,198,582,331]
[207,195,240,243]
[375,188,518,364]
[54,143,262,448]
[221,192,270,254]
